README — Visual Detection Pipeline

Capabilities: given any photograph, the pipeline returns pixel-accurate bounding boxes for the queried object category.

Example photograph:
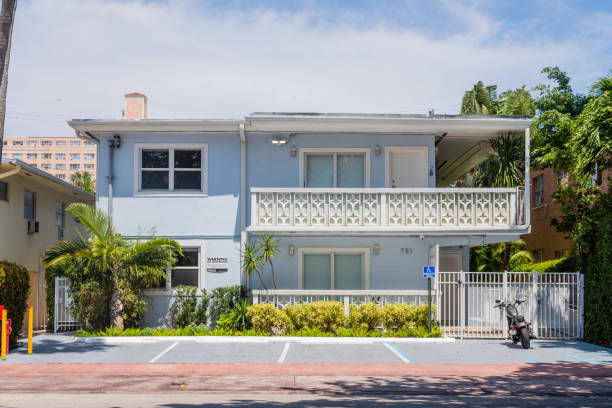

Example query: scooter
[494,297,533,349]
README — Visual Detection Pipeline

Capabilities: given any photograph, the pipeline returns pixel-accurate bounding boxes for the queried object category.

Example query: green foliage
[247,303,291,334]
[172,286,209,328]
[216,299,252,331]
[471,240,533,272]
[498,86,535,116]
[284,301,345,333]
[346,303,382,331]
[45,265,60,330]
[72,281,110,330]
[382,303,417,330]
[241,234,280,290]
[208,285,247,327]
[512,257,578,273]
[43,203,180,330]
[70,171,95,194]
[461,81,498,114]
[0,260,31,347]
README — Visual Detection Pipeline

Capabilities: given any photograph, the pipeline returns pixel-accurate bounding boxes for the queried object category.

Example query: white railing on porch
[250,187,525,230]
[251,289,432,314]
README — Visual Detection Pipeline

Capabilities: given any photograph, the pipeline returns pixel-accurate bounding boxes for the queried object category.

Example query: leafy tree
[257,233,280,290]
[241,241,266,290]
[241,234,280,290]
[43,203,180,330]
[461,81,498,114]
[70,171,95,194]
[498,86,535,116]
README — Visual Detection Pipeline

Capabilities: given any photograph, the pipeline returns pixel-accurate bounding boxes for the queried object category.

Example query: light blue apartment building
[69,104,532,327]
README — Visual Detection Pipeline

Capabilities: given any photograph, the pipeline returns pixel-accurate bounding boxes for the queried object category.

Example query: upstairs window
[0,181,7,202]
[27,140,37,146]
[84,153,95,160]
[55,153,66,160]
[85,141,95,146]
[70,153,80,160]
[41,153,51,159]
[56,201,65,239]
[41,164,51,170]
[301,149,369,188]
[70,141,81,146]
[26,153,37,159]
[13,153,22,159]
[24,190,35,220]
[12,140,23,146]
[136,144,207,194]
[534,175,544,207]
[41,140,52,146]
[70,164,80,170]
[84,164,94,170]
[55,164,66,170]
[56,140,66,146]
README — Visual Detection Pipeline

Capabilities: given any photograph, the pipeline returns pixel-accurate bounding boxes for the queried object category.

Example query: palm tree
[471,241,533,272]
[241,241,267,290]
[257,233,280,290]
[43,203,181,329]
[70,171,95,194]
[0,0,17,165]
[498,86,535,116]
[461,81,498,115]
[474,132,525,270]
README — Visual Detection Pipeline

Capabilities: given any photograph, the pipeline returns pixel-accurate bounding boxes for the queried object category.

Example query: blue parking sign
[423,266,436,278]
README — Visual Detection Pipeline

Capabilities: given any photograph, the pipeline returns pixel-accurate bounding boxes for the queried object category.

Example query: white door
[439,252,462,272]
[386,147,428,187]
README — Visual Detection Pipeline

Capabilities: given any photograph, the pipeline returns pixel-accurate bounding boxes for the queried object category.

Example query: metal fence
[54,277,79,332]
[437,271,584,339]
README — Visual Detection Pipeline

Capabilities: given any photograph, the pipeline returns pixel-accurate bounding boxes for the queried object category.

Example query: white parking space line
[149,342,179,363]
[384,343,412,363]
[277,342,290,363]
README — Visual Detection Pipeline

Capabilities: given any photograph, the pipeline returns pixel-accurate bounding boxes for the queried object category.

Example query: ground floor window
[171,247,200,287]
[299,248,368,290]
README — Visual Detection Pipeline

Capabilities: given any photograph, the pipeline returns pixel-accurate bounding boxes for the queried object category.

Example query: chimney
[124,92,147,119]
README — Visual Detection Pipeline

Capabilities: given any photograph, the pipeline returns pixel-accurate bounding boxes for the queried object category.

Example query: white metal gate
[436,271,584,339]
[54,277,79,332]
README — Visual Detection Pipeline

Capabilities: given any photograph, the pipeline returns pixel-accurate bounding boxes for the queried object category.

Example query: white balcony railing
[251,290,431,314]
[250,187,525,231]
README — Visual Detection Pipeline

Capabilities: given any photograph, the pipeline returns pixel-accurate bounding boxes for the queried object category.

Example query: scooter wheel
[520,327,530,349]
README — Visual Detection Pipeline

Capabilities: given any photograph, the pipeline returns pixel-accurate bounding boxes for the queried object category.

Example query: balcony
[249,188,526,233]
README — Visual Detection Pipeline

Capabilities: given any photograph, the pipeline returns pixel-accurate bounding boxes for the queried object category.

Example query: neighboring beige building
[2,136,96,183]
[0,159,94,330]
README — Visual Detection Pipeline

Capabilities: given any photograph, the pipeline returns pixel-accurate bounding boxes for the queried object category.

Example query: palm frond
[67,203,112,243]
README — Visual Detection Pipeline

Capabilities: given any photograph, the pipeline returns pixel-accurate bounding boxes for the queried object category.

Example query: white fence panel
[437,271,583,339]
[54,277,79,332]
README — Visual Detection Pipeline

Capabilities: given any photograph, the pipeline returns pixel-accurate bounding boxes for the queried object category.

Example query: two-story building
[68,95,531,326]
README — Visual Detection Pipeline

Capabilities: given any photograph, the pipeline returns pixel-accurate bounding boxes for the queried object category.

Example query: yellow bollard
[1,309,6,361]
[28,306,33,355]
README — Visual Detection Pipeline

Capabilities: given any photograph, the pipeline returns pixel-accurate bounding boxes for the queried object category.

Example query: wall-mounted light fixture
[375,145,382,156]
[429,165,434,177]
[288,245,295,256]
[290,146,297,157]
[372,243,380,255]
[271,137,287,146]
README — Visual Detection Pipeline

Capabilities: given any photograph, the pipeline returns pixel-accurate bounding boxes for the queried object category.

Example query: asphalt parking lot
[2,334,610,365]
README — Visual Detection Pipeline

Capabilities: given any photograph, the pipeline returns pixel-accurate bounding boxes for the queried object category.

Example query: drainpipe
[107,135,121,222]
[239,123,247,286]
[524,126,530,226]
[0,163,20,180]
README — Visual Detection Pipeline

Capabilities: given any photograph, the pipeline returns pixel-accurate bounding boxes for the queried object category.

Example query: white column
[524,126,531,226]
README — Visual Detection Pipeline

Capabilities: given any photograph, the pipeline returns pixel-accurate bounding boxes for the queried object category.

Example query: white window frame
[299,148,370,188]
[384,146,429,188]
[298,247,370,290]
[133,143,208,196]
[144,239,206,293]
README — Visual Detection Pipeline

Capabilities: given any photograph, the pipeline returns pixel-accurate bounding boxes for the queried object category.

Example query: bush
[347,303,382,331]
[172,286,209,328]
[216,299,252,332]
[247,303,291,334]
[284,301,345,333]
[209,285,248,327]
[117,280,147,329]
[382,303,416,330]
[73,281,110,330]
[0,260,30,347]
[512,257,579,273]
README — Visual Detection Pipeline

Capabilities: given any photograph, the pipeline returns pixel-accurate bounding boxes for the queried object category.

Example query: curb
[74,335,456,345]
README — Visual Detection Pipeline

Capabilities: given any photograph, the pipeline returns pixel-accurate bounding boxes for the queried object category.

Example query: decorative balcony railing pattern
[251,290,431,314]
[251,188,524,230]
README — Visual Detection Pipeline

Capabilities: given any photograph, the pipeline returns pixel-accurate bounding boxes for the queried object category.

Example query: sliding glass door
[302,250,364,290]
[305,152,366,188]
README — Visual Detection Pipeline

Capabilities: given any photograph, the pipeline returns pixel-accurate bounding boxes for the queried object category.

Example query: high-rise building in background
[2,137,96,183]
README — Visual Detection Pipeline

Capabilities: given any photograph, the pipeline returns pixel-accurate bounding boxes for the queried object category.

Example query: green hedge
[0,260,31,347]
[513,257,579,273]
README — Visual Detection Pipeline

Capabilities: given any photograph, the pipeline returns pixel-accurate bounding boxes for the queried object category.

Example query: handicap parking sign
[423,266,436,278]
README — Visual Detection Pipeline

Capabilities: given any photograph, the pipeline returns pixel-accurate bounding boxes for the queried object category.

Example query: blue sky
[6,0,611,138]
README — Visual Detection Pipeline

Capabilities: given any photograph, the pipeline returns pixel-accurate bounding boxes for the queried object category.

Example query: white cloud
[5,0,610,137]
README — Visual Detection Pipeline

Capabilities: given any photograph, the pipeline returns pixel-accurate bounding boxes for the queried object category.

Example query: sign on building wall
[207,256,229,273]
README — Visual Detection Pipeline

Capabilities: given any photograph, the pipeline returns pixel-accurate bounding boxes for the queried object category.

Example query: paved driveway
[2,334,610,365]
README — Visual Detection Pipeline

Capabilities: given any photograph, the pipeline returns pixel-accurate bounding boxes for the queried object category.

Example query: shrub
[216,299,252,332]
[172,286,208,328]
[209,285,248,327]
[247,303,291,334]
[346,303,382,331]
[283,301,345,333]
[382,303,416,330]
[73,281,110,330]
[117,279,147,329]
[413,304,434,328]
[0,260,31,347]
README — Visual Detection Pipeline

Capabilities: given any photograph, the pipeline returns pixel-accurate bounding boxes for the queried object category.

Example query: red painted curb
[8,363,612,377]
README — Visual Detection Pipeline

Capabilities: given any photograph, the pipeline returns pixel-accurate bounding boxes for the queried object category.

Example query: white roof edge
[2,159,95,199]
[67,119,244,133]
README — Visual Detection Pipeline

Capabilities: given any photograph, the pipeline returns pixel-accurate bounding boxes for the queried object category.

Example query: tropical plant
[257,233,280,290]
[498,86,535,116]
[208,285,248,327]
[70,171,95,194]
[241,241,266,289]
[172,285,208,328]
[43,203,181,330]
[216,299,252,332]
[470,240,533,272]
[461,81,498,115]
[0,259,30,347]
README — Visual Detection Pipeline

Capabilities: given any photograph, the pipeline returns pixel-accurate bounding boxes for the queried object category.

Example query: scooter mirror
[495,299,501,303]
